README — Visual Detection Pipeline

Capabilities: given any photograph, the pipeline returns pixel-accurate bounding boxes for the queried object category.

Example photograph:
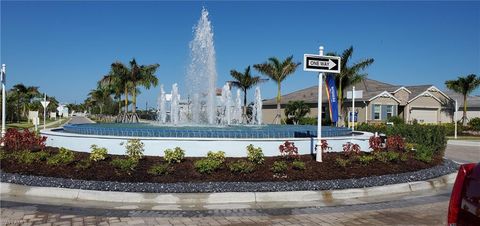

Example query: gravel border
[0,159,458,193]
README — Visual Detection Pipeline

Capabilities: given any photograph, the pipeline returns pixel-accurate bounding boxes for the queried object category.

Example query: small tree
[284,101,310,124]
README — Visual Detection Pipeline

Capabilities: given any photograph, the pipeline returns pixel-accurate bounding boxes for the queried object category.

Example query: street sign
[303,54,341,73]
[347,90,363,99]
[41,101,50,108]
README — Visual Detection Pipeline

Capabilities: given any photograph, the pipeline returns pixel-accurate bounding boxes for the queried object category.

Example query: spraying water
[186,7,217,124]
[251,86,263,125]
[171,83,180,125]
[157,85,167,124]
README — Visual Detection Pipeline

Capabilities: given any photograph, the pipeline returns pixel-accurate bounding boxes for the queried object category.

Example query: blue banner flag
[325,74,338,123]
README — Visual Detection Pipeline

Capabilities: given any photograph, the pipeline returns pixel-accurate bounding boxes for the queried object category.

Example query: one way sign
[303,54,341,73]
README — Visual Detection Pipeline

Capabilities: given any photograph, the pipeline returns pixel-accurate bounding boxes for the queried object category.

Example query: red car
[448,163,480,226]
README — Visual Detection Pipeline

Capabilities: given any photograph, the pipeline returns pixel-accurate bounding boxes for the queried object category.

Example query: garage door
[411,108,437,124]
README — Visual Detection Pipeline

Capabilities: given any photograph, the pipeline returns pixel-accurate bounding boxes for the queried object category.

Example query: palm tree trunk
[337,81,344,127]
[463,94,468,126]
[276,83,281,124]
[132,83,136,114]
[124,85,129,113]
[118,97,121,114]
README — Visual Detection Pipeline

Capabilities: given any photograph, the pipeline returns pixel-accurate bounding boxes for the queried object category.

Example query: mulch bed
[0,147,443,183]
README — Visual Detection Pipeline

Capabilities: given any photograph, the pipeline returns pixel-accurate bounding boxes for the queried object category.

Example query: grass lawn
[6,122,34,129]
[447,136,480,141]
[6,117,70,130]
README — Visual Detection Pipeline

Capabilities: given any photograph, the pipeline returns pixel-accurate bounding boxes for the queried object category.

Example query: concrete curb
[0,172,457,205]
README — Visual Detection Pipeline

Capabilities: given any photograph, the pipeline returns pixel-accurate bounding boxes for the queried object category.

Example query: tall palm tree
[329,46,374,126]
[229,66,266,119]
[254,56,301,124]
[445,74,480,125]
[11,84,40,119]
[108,62,131,113]
[100,70,126,113]
[88,85,112,115]
[127,58,159,113]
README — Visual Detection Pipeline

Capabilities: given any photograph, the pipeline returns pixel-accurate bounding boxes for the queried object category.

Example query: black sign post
[303,54,341,73]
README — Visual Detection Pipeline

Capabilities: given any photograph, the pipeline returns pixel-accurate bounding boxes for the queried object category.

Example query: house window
[374,105,381,120]
[386,105,393,118]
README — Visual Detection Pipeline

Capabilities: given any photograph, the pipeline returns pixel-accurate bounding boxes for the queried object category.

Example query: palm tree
[445,74,480,125]
[107,62,131,113]
[329,46,374,126]
[229,66,266,119]
[11,83,40,119]
[284,101,310,124]
[253,56,301,124]
[88,85,112,115]
[127,58,159,113]
[100,70,126,114]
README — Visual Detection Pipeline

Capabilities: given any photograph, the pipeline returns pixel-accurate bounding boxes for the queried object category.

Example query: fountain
[42,8,370,157]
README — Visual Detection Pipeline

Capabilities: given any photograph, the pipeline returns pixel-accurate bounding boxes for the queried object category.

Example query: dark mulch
[0,147,443,183]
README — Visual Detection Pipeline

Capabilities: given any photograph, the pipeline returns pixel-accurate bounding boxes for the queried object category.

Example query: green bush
[414,144,434,163]
[271,161,288,174]
[246,144,264,164]
[207,151,226,163]
[0,151,7,160]
[335,158,349,168]
[194,158,222,174]
[125,139,144,161]
[164,147,185,164]
[148,163,169,175]
[14,151,49,164]
[298,117,317,125]
[75,159,92,170]
[89,145,108,162]
[228,160,255,174]
[400,152,409,162]
[356,123,446,155]
[47,148,75,165]
[358,155,375,165]
[387,116,404,125]
[111,158,138,172]
[468,117,480,131]
[291,160,306,170]
[374,151,400,163]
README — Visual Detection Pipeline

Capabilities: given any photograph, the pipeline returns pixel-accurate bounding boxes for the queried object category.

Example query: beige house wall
[367,97,399,122]
[393,89,410,105]
[406,96,441,123]
[344,102,368,123]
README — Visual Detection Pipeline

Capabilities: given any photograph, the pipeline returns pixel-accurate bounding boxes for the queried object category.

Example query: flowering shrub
[207,151,226,163]
[164,147,185,164]
[125,139,144,161]
[320,139,331,153]
[368,136,382,151]
[386,135,405,151]
[90,145,108,162]
[246,144,264,164]
[342,142,361,156]
[1,128,47,151]
[279,141,299,159]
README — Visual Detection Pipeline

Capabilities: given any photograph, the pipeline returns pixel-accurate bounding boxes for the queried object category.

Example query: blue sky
[1,1,479,107]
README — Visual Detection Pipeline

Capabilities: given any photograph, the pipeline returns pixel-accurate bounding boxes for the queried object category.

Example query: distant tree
[229,66,266,120]
[328,46,374,126]
[127,58,159,114]
[445,74,480,125]
[284,101,310,125]
[254,56,300,124]
[11,84,41,120]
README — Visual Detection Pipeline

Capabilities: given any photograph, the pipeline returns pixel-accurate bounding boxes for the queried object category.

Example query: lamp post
[1,64,6,146]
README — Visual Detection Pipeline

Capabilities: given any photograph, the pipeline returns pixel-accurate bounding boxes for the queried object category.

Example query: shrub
[164,147,185,164]
[335,158,349,168]
[414,144,434,163]
[246,144,264,164]
[75,159,92,170]
[400,152,409,162]
[271,161,288,174]
[292,160,306,170]
[405,143,416,152]
[298,117,317,125]
[13,151,49,164]
[148,163,169,175]
[374,151,400,163]
[0,151,7,160]
[358,155,375,165]
[229,160,255,174]
[386,135,405,151]
[111,158,138,172]
[47,148,75,165]
[125,139,144,161]
[368,136,382,151]
[279,141,299,160]
[468,117,480,131]
[207,151,226,163]
[342,142,361,156]
[387,116,404,125]
[194,158,222,174]
[320,139,331,153]
[89,145,108,162]
[0,128,47,151]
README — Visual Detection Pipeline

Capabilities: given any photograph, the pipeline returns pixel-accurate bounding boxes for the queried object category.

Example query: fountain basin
[43,124,372,157]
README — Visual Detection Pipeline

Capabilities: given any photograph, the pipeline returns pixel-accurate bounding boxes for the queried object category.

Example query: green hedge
[357,123,447,154]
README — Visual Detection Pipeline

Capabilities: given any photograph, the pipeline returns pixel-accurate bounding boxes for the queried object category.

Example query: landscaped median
[0,123,459,204]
